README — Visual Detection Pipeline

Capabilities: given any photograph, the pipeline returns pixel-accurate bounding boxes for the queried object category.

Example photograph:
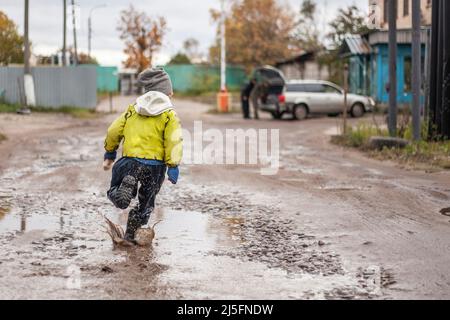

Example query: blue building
[340,29,430,107]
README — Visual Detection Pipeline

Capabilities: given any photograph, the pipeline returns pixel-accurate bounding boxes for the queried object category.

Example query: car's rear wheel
[351,103,365,118]
[293,104,308,120]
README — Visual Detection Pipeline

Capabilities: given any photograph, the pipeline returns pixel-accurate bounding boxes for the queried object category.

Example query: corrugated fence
[96,66,119,92]
[164,64,247,93]
[0,66,97,109]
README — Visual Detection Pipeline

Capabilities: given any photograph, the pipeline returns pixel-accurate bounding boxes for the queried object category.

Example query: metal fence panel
[164,64,247,92]
[97,66,119,92]
[0,66,97,109]
[0,67,23,104]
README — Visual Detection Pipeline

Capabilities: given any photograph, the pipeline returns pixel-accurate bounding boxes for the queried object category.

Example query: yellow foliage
[209,0,296,71]
[0,11,24,65]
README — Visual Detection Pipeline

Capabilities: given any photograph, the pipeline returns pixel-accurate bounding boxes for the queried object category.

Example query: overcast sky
[0,0,360,68]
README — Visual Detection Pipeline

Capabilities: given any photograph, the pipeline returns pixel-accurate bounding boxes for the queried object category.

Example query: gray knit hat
[137,67,173,96]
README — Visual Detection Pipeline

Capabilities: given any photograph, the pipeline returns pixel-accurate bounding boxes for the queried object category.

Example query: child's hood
[134,91,173,116]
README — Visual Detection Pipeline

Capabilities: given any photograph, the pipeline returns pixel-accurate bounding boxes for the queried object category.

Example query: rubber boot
[124,209,142,243]
[115,175,137,210]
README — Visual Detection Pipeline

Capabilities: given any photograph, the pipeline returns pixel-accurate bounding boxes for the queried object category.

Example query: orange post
[217,89,230,113]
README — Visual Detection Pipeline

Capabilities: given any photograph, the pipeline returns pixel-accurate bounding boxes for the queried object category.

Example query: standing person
[240,79,255,119]
[103,67,183,244]
[250,82,261,120]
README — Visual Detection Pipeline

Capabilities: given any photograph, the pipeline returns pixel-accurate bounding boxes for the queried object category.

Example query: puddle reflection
[0,207,63,234]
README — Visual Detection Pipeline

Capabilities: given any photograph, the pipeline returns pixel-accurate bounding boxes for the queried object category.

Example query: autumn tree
[63,47,98,65]
[77,52,99,65]
[209,0,296,71]
[292,0,321,51]
[322,5,370,86]
[117,5,167,71]
[0,11,24,65]
[183,38,203,62]
[168,52,191,65]
[327,5,370,48]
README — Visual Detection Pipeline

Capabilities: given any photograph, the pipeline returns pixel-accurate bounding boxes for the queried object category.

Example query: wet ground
[0,97,450,299]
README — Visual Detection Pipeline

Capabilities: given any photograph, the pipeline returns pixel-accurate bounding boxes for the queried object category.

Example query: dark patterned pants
[107,157,166,238]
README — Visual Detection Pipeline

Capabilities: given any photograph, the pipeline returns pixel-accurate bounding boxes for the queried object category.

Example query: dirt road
[0,97,449,299]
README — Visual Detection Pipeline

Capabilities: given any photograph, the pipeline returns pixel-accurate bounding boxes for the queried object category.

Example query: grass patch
[372,140,450,170]
[0,102,99,119]
[330,124,389,149]
[30,106,100,119]
[0,132,6,143]
[331,122,450,170]
[0,103,20,113]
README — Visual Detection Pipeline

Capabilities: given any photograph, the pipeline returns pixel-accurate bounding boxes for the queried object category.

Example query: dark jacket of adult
[241,81,255,101]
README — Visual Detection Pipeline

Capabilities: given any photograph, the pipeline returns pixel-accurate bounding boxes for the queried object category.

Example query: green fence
[97,66,119,92]
[163,64,247,93]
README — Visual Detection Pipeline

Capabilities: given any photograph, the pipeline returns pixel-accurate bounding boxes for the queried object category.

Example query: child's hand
[167,167,179,184]
[103,159,114,171]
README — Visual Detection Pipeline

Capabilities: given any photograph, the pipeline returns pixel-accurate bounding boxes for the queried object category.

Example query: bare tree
[183,38,201,62]
[117,5,167,71]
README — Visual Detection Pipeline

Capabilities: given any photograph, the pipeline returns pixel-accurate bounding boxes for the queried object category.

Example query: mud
[441,207,450,217]
[0,98,450,299]
[161,185,342,275]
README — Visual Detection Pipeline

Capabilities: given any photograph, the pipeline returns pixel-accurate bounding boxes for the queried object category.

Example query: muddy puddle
[316,183,372,192]
[0,211,62,234]
[0,129,388,300]
[144,208,382,299]
[0,200,378,299]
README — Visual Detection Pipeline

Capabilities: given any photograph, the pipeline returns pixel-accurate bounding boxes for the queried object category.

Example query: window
[288,83,341,94]
[286,84,306,92]
[384,0,389,23]
[404,56,412,93]
[403,55,426,94]
[323,85,342,94]
[403,0,409,16]
[303,83,325,93]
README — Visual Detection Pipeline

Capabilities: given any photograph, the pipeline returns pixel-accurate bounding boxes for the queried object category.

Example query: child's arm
[104,106,133,164]
[164,110,183,169]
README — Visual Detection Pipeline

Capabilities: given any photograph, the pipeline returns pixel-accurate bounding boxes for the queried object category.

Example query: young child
[103,67,182,243]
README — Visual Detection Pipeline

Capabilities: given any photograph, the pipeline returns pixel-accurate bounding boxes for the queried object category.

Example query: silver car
[284,80,376,120]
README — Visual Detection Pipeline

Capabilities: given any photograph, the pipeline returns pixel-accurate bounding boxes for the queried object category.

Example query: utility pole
[411,0,422,141]
[88,16,91,58]
[88,5,106,58]
[343,64,349,135]
[19,0,33,114]
[220,0,226,91]
[71,0,78,65]
[62,0,67,66]
[217,0,229,113]
[24,0,30,74]
[388,0,398,137]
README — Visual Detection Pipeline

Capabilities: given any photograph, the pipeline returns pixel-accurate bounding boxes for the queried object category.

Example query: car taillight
[278,94,286,103]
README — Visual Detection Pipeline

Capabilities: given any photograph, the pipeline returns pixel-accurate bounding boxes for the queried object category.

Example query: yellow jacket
[104,92,183,167]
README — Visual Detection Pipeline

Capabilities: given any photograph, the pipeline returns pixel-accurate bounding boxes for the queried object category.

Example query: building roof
[368,28,430,45]
[339,35,371,57]
[339,28,431,58]
[275,50,318,66]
